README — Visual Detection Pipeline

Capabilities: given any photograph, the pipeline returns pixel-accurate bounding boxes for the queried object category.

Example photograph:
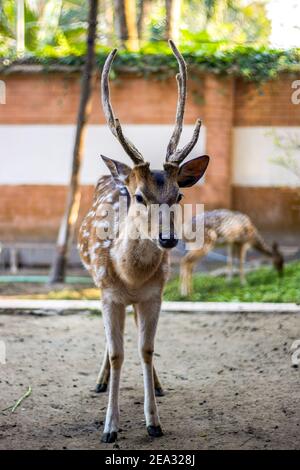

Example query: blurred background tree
[0,0,272,55]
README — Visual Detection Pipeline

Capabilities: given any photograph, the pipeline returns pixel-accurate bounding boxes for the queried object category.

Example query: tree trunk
[165,0,181,43]
[124,0,138,49]
[137,0,151,41]
[114,0,138,50]
[114,0,127,46]
[137,0,144,41]
[49,0,98,284]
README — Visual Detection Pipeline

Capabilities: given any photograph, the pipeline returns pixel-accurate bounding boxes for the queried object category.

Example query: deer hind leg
[136,300,163,437]
[133,306,164,397]
[95,347,110,393]
[101,299,126,444]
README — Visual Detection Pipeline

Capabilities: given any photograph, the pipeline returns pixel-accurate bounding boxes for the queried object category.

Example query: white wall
[233,127,300,187]
[2,124,299,188]
[0,124,206,185]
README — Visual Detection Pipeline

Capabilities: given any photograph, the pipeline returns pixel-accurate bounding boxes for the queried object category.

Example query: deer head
[100,40,209,249]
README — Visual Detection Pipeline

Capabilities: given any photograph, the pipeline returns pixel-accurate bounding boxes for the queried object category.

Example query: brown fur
[78,175,170,291]
[180,209,284,295]
[79,40,210,443]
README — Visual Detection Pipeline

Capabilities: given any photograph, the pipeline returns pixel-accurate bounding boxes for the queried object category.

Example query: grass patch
[21,287,100,301]
[1,261,299,303]
[164,261,300,303]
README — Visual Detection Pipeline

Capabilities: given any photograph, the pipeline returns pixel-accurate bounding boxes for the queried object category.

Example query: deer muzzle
[158,231,178,249]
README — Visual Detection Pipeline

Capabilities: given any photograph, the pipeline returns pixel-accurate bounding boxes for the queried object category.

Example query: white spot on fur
[94,220,110,230]
[91,252,98,262]
[94,266,106,286]
[81,259,90,270]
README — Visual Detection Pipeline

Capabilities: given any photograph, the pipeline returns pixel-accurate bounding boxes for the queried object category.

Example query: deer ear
[177,155,210,188]
[101,155,132,183]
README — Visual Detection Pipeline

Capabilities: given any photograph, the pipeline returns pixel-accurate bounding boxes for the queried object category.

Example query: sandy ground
[0,311,299,450]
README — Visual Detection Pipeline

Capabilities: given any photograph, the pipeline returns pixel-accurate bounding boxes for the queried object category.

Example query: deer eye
[177,193,184,203]
[135,193,146,205]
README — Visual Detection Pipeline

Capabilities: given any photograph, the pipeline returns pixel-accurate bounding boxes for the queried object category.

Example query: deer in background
[180,209,284,296]
[78,40,209,443]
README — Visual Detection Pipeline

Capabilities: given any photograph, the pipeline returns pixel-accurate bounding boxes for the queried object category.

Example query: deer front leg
[180,250,200,296]
[133,305,164,397]
[180,258,192,296]
[239,243,249,285]
[101,299,125,443]
[137,300,163,438]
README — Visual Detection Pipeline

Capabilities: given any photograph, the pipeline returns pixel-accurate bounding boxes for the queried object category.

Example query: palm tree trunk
[114,0,138,49]
[165,0,181,43]
[124,0,138,49]
[114,0,127,46]
[49,0,98,284]
[137,0,151,41]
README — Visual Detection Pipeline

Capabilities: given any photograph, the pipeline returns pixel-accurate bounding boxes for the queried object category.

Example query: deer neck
[110,210,164,287]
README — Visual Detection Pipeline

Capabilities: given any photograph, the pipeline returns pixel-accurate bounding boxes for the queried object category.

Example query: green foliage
[164,261,300,303]
[0,0,298,82]
[1,43,299,83]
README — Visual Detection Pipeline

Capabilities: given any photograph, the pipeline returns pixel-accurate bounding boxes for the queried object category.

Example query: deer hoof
[101,431,118,443]
[95,383,108,393]
[147,425,164,437]
[155,387,165,397]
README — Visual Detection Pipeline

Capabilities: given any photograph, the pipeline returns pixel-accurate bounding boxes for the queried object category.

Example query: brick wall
[234,74,300,126]
[0,73,203,125]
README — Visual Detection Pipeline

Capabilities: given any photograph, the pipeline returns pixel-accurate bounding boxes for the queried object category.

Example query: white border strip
[0,299,299,314]
[0,124,206,185]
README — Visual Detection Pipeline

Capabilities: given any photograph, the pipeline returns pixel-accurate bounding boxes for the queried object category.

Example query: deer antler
[166,40,202,166]
[101,49,144,165]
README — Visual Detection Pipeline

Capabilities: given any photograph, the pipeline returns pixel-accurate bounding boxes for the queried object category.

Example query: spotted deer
[78,40,209,443]
[180,209,284,296]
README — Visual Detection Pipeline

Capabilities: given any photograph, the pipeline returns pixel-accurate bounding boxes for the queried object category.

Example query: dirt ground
[0,310,299,450]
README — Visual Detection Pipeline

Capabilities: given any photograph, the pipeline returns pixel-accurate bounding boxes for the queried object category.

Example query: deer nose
[158,232,178,249]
